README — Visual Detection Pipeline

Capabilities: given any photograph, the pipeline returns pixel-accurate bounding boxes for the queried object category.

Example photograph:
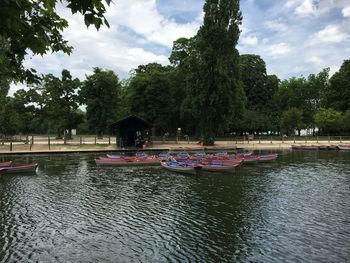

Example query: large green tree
[280,107,303,136]
[314,108,342,135]
[0,0,110,84]
[184,0,244,144]
[240,54,272,110]
[326,60,350,111]
[29,70,82,137]
[127,63,184,135]
[80,68,120,137]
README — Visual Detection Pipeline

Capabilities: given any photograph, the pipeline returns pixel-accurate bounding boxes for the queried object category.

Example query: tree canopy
[80,68,121,137]
[0,0,111,84]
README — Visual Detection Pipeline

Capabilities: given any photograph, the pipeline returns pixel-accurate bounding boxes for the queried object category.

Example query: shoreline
[0,140,348,155]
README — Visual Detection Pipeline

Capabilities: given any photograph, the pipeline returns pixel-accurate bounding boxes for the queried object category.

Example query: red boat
[0,163,38,174]
[0,161,12,167]
[95,156,160,166]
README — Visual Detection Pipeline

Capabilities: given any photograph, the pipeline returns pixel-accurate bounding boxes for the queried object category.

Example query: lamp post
[177,128,181,143]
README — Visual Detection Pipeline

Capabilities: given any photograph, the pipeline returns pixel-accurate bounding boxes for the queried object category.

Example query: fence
[152,135,350,144]
[1,134,350,152]
[0,135,116,152]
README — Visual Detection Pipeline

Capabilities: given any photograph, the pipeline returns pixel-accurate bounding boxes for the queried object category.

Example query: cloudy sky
[11,0,350,94]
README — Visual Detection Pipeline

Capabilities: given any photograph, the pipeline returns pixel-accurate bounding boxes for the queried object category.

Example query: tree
[80,68,120,137]
[314,108,342,135]
[240,54,274,110]
[280,108,303,136]
[0,36,11,95]
[0,0,110,84]
[29,70,82,138]
[127,63,184,135]
[0,98,20,136]
[325,60,350,111]
[184,0,244,144]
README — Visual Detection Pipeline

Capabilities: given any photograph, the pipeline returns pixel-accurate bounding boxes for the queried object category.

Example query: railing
[0,135,116,152]
[1,134,350,152]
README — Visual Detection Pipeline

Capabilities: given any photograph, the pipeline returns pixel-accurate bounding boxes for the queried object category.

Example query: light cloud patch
[295,0,317,17]
[313,24,349,43]
[265,43,292,56]
[265,19,288,32]
[240,35,258,46]
[342,6,350,17]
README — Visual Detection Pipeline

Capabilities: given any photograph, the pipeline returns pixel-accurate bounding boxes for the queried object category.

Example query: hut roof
[110,115,152,129]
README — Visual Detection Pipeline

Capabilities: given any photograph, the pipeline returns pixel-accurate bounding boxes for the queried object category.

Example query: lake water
[0,151,349,262]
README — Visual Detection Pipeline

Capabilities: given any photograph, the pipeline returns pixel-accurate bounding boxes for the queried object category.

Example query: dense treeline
[1,0,350,143]
[1,56,349,139]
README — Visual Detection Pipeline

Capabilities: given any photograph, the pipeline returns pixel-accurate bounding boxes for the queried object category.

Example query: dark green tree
[80,68,120,137]
[185,0,244,144]
[0,97,20,136]
[325,60,350,111]
[314,108,342,135]
[280,107,303,136]
[240,54,269,110]
[127,63,184,135]
[29,70,82,138]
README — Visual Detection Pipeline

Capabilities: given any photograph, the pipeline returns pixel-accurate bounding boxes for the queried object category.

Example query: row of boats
[0,161,38,174]
[95,151,279,175]
[292,144,350,150]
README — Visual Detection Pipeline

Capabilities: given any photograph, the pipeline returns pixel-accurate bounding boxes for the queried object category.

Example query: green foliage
[27,69,82,136]
[235,110,272,133]
[127,63,184,135]
[280,108,303,135]
[314,108,342,135]
[240,54,278,110]
[341,110,350,132]
[0,0,110,83]
[178,0,244,144]
[0,98,20,136]
[326,60,350,111]
[81,68,121,137]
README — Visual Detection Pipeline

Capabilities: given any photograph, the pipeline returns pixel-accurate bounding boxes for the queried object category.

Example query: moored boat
[337,144,350,150]
[199,163,240,173]
[0,161,12,167]
[257,153,278,162]
[300,145,319,150]
[95,156,160,166]
[0,163,38,174]
[161,161,201,175]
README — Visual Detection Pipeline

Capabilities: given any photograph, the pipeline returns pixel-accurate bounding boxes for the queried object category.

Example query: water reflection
[0,151,349,262]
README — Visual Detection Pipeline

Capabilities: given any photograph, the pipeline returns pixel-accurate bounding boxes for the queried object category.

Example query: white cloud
[240,35,258,46]
[295,0,317,17]
[109,0,201,48]
[306,56,324,66]
[265,43,292,56]
[342,6,350,17]
[313,24,349,43]
[265,20,288,32]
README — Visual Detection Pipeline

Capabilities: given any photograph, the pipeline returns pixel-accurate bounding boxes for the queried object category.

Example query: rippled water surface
[0,151,350,262]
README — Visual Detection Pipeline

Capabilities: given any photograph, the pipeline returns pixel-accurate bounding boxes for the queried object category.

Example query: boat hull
[95,157,160,166]
[0,161,12,167]
[337,145,350,150]
[258,154,278,162]
[161,161,200,175]
[0,163,38,174]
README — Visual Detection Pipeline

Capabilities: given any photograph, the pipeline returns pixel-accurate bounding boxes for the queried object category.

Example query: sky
[10,0,350,94]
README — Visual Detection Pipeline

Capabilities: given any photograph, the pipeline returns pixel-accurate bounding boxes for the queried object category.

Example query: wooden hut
[110,115,152,148]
